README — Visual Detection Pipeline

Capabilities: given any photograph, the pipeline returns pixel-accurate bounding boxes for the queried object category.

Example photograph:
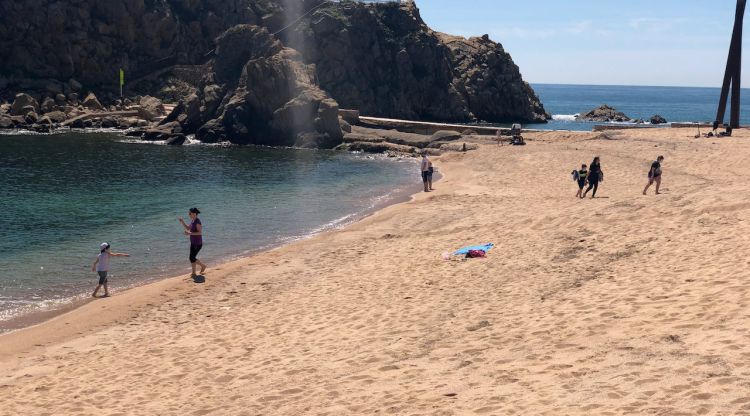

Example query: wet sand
[2,128,750,415]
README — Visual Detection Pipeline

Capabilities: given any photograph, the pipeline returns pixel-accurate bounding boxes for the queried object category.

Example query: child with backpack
[572,164,588,198]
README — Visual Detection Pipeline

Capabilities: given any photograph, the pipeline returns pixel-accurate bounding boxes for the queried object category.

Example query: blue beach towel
[453,243,494,256]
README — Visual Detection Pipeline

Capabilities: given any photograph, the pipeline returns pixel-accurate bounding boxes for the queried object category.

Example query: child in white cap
[91,242,130,297]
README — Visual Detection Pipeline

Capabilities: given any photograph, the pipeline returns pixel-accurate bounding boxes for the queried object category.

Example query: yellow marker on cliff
[119,68,124,98]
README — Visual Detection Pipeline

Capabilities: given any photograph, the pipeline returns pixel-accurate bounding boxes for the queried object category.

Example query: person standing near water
[582,156,602,198]
[421,152,434,192]
[179,208,206,277]
[91,242,130,297]
[643,155,664,195]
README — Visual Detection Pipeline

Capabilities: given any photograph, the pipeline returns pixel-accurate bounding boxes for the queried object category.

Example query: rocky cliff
[167,25,342,147]
[0,0,548,144]
[277,1,548,123]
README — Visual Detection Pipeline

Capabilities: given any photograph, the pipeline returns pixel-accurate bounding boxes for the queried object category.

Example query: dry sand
[2,127,750,415]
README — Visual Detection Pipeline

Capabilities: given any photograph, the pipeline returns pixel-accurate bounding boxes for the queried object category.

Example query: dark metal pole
[730,0,747,127]
[716,0,746,127]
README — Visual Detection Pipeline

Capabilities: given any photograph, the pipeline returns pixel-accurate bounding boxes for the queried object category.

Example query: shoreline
[0,163,432,351]
[5,128,750,413]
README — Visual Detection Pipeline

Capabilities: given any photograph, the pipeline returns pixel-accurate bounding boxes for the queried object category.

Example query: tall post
[716,0,746,129]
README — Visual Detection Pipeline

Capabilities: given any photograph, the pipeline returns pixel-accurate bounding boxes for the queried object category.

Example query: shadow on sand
[192,274,206,283]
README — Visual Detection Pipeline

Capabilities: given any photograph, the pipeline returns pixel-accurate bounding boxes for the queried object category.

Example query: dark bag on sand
[466,249,486,258]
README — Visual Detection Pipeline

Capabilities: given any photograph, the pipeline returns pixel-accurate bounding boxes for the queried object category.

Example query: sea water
[528,84,750,131]
[0,132,419,329]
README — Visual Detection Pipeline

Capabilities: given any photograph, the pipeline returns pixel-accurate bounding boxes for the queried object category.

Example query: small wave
[552,114,579,121]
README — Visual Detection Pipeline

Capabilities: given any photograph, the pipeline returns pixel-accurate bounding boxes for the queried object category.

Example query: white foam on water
[552,114,579,121]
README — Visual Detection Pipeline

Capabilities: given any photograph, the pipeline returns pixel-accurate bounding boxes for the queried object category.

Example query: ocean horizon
[527,83,750,131]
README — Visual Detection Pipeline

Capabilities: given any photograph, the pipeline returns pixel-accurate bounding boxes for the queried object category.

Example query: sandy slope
[2,128,750,415]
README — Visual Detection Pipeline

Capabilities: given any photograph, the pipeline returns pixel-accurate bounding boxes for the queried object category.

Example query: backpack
[571,170,579,181]
[466,249,486,258]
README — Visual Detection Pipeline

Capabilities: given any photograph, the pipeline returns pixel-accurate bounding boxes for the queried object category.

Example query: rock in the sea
[100,117,118,128]
[67,93,79,105]
[165,134,187,146]
[45,111,67,123]
[40,97,56,113]
[55,93,67,105]
[70,118,85,129]
[650,114,667,124]
[0,103,10,114]
[0,115,12,128]
[10,93,39,116]
[137,96,165,122]
[36,115,53,126]
[82,93,105,111]
[576,105,631,122]
[24,111,39,124]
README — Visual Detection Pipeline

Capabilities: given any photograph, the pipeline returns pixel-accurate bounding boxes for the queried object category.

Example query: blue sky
[419,0,747,87]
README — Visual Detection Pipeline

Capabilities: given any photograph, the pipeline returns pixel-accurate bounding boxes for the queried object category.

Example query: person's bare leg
[198,260,207,274]
[655,177,661,194]
[643,180,651,195]
[423,180,429,192]
[92,284,101,297]
[191,262,197,276]
[103,282,109,297]
[428,177,433,191]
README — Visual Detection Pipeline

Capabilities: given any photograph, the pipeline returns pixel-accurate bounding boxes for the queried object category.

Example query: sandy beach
[3,127,750,415]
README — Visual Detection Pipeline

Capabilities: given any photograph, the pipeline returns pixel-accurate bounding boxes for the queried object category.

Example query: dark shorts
[97,271,108,285]
[649,174,661,181]
[190,244,203,263]
[422,171,433,182]
[577,178,586,189]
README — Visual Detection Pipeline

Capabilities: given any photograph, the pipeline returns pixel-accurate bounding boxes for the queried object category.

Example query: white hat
[100,242,109,250]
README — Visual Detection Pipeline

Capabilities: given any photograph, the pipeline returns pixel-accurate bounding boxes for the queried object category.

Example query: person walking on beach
[421,152,434,192]
[91,242,130,298]
[581,156,602,198]
[574,163,588,198]
[179,207,206,277]
[643,155,664,195]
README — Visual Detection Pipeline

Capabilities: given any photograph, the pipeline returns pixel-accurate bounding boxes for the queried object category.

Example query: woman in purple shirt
[179,207,206,277]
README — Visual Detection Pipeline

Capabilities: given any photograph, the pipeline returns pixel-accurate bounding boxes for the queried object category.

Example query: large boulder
[0,115,12,128]
[137,96,165,122]
[45,111,67,123]
[40,97,56,113]
[173,25,343,148]
[576,105,631,122]
[82,93,105,111]
[10,93,39,116]
[24,111,39,124]
[431,130,462,141]
[650,114,667,124]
